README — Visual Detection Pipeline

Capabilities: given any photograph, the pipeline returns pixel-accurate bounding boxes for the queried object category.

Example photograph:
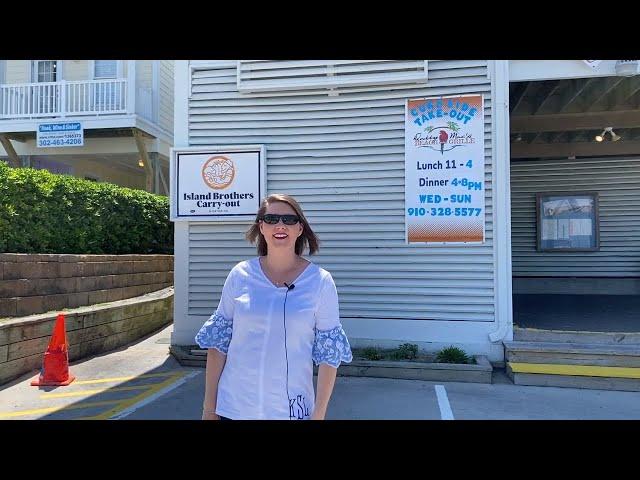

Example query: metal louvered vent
[237,60,428,94]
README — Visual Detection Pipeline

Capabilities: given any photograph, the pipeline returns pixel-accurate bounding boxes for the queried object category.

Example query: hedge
[0,161,173,254]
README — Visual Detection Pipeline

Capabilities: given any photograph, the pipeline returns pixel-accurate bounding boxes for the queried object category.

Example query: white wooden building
[171,60,640,364]
[0,60,174,194]
[171,60,510,361]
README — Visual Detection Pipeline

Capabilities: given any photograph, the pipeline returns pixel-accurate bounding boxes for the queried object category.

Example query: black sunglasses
[261,214,300,225]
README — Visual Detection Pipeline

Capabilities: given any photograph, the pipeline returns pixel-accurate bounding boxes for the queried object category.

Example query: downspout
[488,60,514,343]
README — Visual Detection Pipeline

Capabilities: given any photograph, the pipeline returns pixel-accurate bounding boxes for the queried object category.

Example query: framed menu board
[536,192,599,252]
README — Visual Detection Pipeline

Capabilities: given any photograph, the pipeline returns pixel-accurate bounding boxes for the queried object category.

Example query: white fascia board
[134,115,173,144]
[0,115,137,133]
[508,60,618,82]
[0,114,173,145]
[9,136,151,156]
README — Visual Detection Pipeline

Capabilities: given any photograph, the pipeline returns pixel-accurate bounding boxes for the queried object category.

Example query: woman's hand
[312,364,337,420]
[310,408,326,420]
[202,410,220,420]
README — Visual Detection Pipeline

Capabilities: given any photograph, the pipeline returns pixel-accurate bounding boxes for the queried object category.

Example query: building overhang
[0,114,173,145]
[509,60,620,82]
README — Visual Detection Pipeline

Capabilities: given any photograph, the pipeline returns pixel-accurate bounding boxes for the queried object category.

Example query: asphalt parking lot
[2,324,640,420]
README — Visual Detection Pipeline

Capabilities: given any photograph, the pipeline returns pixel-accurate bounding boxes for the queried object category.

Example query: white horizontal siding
[186,60,494,322]
[137,60,153,89]
[63,60,89,81]
[5,60,29,84]
[134,60,154,122]
[159,60,174,132]
[511,157,640,277]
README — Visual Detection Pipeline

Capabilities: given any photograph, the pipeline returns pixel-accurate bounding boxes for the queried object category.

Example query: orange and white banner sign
[405,95,485,244]
[172,147,264,221]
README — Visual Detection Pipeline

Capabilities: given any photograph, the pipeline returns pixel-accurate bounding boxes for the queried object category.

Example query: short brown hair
[245,194,319,256]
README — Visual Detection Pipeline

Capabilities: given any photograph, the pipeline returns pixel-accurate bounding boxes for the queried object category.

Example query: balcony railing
[0,79,128,119]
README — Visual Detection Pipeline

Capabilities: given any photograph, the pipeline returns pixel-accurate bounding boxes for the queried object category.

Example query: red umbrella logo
[439,130,449,155]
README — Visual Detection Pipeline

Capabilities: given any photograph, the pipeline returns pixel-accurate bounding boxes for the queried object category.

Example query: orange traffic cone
[31,313,76,386]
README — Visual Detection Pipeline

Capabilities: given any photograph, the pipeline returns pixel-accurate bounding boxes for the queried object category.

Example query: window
[536,192,599,252]
[93,61,121,111]
[31,61,59,114]
[32,61,58,82]
[94,60,117,79]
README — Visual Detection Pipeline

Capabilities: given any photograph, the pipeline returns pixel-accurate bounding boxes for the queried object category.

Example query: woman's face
[259,201,303,254]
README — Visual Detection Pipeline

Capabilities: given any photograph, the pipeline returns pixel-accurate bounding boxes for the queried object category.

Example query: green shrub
[436,346,473,364]
[391,343,419,360]
[0,162,173,254]
[361,346,382,361]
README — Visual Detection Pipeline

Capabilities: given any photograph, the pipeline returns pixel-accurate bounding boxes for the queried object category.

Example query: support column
[157,155,169,196]
[488,60,514,344]
[153,154,160,194]
[132,128,154,193]
[0,134,21,168]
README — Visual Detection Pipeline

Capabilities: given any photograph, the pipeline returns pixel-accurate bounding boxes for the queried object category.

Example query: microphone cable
[283,282,294,419]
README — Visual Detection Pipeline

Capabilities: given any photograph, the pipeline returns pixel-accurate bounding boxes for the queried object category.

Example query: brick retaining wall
[0,287,173,385]
[0,254,173,317]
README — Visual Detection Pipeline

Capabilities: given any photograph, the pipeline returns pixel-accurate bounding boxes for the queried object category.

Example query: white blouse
[195,257,352,420]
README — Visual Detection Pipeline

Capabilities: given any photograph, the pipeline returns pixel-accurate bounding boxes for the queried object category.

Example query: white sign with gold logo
[170,145,266,222]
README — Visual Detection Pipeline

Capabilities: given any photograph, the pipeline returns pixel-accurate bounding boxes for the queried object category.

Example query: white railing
[0,79,128,119]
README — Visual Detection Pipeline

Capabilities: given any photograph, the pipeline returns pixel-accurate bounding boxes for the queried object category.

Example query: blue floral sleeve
[194,313,233,354]
[312,325,353,368]
[195,267,236,354]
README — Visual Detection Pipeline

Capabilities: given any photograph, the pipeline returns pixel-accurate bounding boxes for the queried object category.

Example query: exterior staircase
[504,327,640,392]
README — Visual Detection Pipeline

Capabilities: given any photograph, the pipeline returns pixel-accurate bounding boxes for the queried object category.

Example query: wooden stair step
[504,341,640,355]
[507,362,640,379]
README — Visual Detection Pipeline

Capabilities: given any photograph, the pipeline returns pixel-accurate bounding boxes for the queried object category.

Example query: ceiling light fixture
[595,127,621,142]
[610,129,621,142]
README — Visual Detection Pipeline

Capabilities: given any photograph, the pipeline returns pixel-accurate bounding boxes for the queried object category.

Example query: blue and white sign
[37,122,84,148]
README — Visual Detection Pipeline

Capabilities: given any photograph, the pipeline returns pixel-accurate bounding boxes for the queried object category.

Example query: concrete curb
[170,345,493,384]
[336,356,493,383]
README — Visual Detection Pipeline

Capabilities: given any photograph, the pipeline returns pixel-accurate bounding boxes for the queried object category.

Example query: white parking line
[109,370,202,420]
[435,385,454,420]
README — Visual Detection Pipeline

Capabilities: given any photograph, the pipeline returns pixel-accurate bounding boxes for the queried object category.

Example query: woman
[195,193,352,420]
